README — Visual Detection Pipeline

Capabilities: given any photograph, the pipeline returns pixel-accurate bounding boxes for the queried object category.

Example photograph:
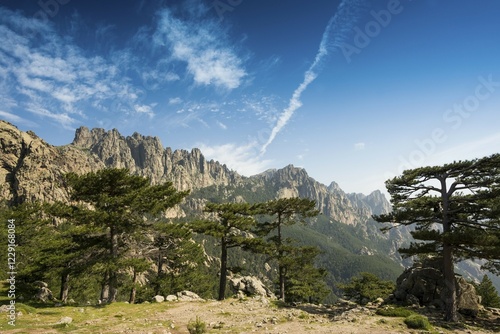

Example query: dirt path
[142,297,498,334]
[4,297,499,333]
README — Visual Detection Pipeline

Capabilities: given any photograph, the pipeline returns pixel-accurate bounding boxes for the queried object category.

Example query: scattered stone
[166,295,178,302]
[57,316,73,324]
[152,295,165,303]
[176,290,203,301]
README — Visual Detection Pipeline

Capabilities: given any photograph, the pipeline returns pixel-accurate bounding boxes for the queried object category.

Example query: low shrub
[187,316,207,334]
[404,314,432,331]
[376,306,415,317]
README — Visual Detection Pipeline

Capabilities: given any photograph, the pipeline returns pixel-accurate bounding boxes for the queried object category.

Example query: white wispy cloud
[26,103,77,129]
[354,142,366,150]
[428,133,500,166]
[154,7,246,90]
[169,97,183,105]
[0,110,38,127]
[260,0,365,154]
[216,121,227,130]
[198,141,273,176]
[0,7,152,129]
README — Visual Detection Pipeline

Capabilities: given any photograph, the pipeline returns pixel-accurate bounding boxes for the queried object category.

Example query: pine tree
[150,220,215,298]
[476,275,500,308]
[374,154,500,321]
[62,168,189,303]
[255,197,319,302]
[191,202,258,300]
[284,246,330,303]
[338,272,395,304]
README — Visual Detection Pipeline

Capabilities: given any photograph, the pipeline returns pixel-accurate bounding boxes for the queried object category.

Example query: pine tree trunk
[109,272,118,303]
[218,237,228,301]
[100,272,109,303]
[443,243,458,321]
[279,265,286,302]
[129,270,138,304]
[155,246,163,295]
[108,225,119,303]
[277,219,285,302]
[59,271,70,303]
[441,184,458,322]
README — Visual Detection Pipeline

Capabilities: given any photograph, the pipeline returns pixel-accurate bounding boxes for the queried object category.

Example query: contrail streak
[260,0,365,154]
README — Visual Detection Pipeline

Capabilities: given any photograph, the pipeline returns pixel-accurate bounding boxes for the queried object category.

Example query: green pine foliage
[253,198,325,302]
[283,246,331,303]
[476,275,500,308]
[190,202,260,300]
[374,153,500,322]
[337,272,395,304]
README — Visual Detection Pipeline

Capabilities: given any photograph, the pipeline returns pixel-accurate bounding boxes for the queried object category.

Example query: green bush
[376,306,415,317]
[338,272,395,304]
[187,316,207,334]
[404,314,432,330]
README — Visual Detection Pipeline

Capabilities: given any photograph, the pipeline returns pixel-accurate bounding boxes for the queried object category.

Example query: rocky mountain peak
[364,190,391,215]
[0,121,104,204]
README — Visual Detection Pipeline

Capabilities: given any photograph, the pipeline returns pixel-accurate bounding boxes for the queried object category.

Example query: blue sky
[1,0,500,195]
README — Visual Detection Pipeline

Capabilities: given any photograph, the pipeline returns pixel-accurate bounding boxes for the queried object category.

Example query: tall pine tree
[62,168,189,303]
[374,154,500,321]
[255,197,319,302]
[191,202,258,300]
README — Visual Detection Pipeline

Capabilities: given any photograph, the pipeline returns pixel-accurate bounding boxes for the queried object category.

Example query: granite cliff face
[0,121,392,227]
[0,121,104,205]
[249,165,388,226]
[71,126,242,192]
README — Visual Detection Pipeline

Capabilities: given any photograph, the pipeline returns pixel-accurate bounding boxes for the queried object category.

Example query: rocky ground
[2,296,500,333]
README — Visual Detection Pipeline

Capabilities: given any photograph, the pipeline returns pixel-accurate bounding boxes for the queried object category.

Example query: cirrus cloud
[154,7,246,90]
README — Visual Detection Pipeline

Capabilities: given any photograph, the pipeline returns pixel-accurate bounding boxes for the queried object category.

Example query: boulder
[166,294,178,302]
[152,295,165,303]
[176,290,203,301]
[35,286,55,303]
[456,277,481,317]
[229,275,275,299]
[393,262,481,316]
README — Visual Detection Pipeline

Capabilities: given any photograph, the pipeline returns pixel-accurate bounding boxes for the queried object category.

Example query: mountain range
[1,120,498,292]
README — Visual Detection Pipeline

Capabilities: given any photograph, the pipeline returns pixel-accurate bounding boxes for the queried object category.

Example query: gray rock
[166,295,178,302]
[394,261,481,316]
[229,275,275,299]
[176,291,203,301]
[152,295,165,303]
[35,287,55,303]
[58,316,73,324]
